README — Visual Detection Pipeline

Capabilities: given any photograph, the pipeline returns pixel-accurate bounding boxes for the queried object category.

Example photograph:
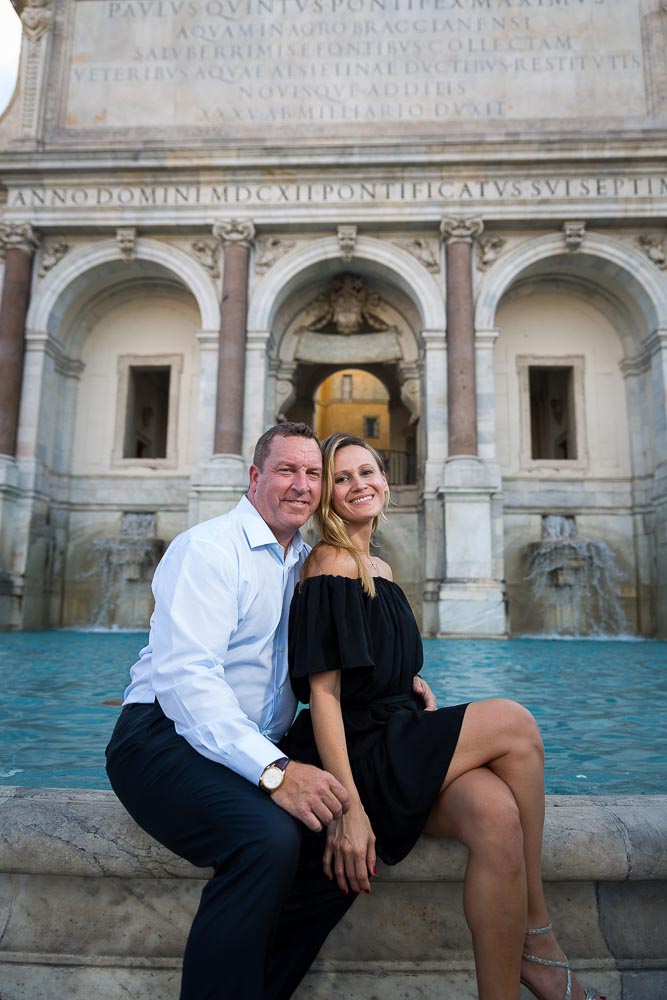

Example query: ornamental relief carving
[38,241,70,277]
[255,236,296,274]
[337,225,358,261]
[476,236,507,271]
[562,220,586,253]
[296,274,390,336]
[21,0,53,41]
[190,240,220,278]
[116,228,136,261]
[636,233,667,269]
[394,238,440,273]
[398,364,421,423]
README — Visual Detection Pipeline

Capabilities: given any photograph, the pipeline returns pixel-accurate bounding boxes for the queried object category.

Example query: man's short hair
[252,422,319,470]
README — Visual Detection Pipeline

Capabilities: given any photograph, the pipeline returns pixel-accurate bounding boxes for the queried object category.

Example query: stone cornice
[24,329,84,377]
[5,170,667,227]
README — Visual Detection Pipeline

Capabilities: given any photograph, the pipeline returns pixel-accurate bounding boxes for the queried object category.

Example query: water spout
[86,513,165,628]
[524,516,626,636]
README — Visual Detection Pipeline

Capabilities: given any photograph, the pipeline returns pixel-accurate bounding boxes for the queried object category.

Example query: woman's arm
[309,669,377,895]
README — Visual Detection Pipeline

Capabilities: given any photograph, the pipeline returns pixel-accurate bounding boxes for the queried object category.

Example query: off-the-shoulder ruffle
[288,575,377,703]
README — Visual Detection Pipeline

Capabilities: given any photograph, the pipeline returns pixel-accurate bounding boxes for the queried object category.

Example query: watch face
[262,766,284,791]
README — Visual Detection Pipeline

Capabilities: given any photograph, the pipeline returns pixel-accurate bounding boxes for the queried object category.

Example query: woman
[282,433,604,1000]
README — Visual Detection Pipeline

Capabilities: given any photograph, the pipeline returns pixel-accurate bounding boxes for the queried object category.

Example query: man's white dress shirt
[123,496,307,785]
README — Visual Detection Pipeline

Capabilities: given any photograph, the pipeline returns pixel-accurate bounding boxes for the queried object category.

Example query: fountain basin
[0,787,664,999]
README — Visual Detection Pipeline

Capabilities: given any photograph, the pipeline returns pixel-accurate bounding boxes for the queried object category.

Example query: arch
[27,237,220,340]
[475,232,667,344]
[247,234,445,334]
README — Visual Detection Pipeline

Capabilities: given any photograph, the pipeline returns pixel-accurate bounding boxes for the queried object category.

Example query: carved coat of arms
[299,274,389,336]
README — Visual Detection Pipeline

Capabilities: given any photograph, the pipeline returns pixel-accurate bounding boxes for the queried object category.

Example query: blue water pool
[1,632,665,795]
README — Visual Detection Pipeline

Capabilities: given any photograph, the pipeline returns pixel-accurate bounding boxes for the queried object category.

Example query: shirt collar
[237,494,306,556]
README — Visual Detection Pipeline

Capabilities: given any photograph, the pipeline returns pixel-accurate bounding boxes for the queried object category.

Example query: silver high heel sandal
[520,923,606,1000]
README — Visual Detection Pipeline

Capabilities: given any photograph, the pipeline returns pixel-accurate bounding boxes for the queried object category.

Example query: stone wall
[0,787,665,999]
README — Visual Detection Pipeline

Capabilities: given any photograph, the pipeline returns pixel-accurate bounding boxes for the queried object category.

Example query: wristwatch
[258,756,290,793]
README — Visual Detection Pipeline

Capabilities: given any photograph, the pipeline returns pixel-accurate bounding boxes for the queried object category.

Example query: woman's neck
[346,521,373,555]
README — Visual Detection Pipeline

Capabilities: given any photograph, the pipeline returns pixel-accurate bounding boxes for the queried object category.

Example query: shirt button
[278,646,284,653]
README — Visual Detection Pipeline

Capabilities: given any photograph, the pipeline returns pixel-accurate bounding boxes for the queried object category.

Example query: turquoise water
[0,632,665,794]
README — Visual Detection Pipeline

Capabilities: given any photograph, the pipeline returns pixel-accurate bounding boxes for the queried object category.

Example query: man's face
[248,435,322,547]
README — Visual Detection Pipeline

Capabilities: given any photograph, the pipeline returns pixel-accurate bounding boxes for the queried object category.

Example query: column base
[188,454,249,525]
[438,580,507,638]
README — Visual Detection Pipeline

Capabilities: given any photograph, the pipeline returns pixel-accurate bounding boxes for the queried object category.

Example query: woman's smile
[332,444,389,521]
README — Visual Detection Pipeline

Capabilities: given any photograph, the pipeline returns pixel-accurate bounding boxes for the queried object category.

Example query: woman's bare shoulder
[374,556,393,581]
[303,544,360,579]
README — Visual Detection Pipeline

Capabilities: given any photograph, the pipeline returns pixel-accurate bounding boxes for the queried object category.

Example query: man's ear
[248,464,260,498]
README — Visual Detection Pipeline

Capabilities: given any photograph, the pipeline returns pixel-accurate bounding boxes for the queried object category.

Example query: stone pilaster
[646,329,667,637]
[211,218,255,457]
[19,0,54,139]
[440,216,483,458]
[0,224,39,456]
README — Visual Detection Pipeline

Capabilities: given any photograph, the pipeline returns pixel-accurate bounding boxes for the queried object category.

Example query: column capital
[440,217,484,245]
[212,218,255,249]
[0,223,39,257]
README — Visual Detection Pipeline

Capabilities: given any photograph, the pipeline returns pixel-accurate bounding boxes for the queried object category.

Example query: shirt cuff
[228,730,289,786]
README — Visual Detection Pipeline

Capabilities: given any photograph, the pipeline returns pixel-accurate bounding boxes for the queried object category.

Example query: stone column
[440,217,483,457]
[211,219,255,456]
[0,224,38,456]
[437,217,506,637]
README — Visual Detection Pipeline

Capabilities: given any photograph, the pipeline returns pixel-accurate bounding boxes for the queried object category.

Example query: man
[106,422,432,1000]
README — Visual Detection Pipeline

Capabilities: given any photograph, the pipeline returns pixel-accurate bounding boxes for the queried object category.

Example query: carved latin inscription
[62,0,647,138]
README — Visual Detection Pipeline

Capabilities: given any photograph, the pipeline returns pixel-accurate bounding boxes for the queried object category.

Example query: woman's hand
[413,674,437,711]
[323,802,377,895]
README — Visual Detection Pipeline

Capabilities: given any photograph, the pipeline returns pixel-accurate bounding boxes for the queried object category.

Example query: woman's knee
[497,699,544,762]
[450,775,525,871]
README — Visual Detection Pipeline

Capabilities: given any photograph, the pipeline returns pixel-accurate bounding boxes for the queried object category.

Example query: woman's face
[331,444,388,523]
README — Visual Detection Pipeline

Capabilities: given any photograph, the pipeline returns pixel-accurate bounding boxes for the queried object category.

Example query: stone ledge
[0,789,666,1000]
[1,787,665,882]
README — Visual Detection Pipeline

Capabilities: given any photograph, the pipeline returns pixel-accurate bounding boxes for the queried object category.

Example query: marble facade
[1,0,667,635]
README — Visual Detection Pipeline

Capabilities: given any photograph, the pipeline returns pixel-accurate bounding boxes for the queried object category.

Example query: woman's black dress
[281,575,469,865]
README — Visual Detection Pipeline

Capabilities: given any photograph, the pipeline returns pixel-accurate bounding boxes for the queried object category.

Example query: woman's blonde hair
[304,433,389,597]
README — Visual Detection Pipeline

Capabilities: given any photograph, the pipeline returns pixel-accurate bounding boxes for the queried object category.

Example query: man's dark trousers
[106,702,355,1000]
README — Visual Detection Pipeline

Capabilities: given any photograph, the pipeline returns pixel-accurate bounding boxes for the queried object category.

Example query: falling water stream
[524,515,626,636]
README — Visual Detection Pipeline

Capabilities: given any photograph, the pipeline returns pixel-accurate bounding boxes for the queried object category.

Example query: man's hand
[413,674,437,711]
[271,761,350,832]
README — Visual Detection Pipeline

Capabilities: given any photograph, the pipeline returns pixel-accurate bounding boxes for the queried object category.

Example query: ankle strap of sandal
[525,923,553,936]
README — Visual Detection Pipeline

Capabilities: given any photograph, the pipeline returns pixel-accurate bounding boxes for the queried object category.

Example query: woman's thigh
[443,699,543,791]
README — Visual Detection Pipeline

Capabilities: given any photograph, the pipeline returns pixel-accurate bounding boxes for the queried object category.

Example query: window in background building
[341,373,353,400]
[123,366,171,458]
[363,415,380,439]
[529,365,577,460]
[113,354,183,466]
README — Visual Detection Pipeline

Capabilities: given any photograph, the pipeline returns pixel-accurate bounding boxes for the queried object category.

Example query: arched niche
[19,239,215,477]
[478,232,667,639]
[246,238,436,468]
[475,232,667,354]
[27,237,219,345]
